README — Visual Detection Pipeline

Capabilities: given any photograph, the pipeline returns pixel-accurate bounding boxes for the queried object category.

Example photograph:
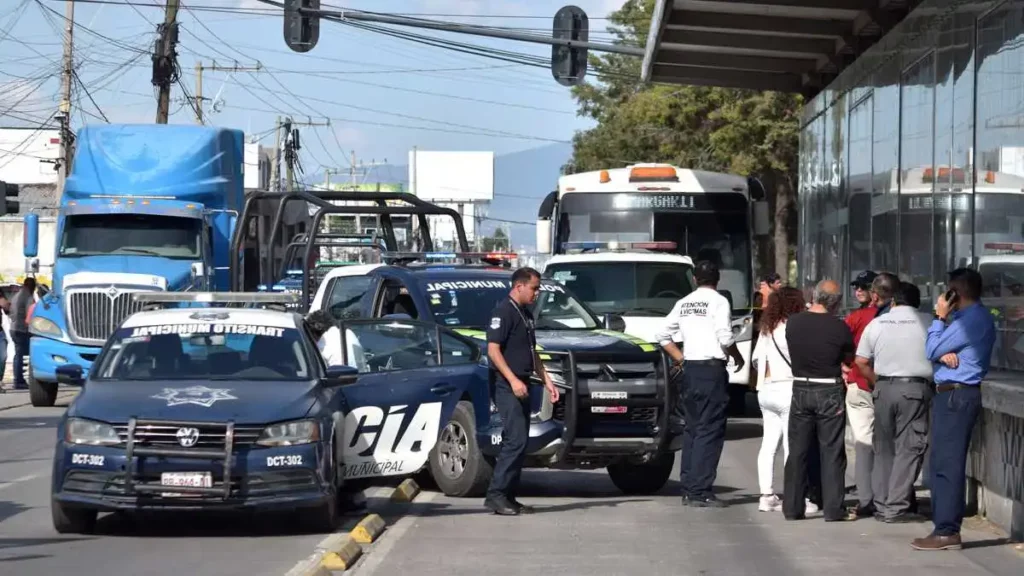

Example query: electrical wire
[72,68,110,122]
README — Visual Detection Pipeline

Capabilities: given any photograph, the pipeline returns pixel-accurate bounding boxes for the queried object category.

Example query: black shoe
[874,512,886,522]
[687,495,726,508]
[484,497,519,516]
[886,513,928,524]
[825,510,857,522]
[852,504,876,518]
[509,498,534,514]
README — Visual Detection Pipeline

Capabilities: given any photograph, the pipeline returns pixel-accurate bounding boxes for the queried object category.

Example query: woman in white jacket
[751,286,811,512]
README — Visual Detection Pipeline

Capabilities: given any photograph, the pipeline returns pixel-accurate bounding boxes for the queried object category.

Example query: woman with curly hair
[751,286,815,513]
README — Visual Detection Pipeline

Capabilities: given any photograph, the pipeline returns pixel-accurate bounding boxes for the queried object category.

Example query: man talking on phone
[484,267,560,516]
[911,268,995,551]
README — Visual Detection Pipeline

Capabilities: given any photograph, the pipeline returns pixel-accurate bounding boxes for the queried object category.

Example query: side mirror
[23,213,39,258]
[753,200,770,236]
[323,364,359,386]
[718,289,734,311]
[191,262,205,286]
[602,313,626,332]
[56,364,84,386]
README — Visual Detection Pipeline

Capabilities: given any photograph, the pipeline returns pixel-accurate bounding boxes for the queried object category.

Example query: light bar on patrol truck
[562,241,677,251]
[132,292,298,304]
[381,251,517,262]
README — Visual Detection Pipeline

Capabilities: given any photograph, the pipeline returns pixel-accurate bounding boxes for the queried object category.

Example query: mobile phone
[943,288,959,305]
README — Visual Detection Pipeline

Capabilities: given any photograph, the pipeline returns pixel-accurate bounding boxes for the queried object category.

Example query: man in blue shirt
[911,268,995,552]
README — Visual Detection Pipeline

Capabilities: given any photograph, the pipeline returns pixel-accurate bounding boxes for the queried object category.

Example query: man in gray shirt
[8,278,35,390]
[854,273,931,523]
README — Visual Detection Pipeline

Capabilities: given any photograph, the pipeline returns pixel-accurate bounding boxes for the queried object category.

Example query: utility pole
[323,167,341,190]
[57,0,75,190]
[194,60,262,124]
[153,0,180,124]
[280,117,331,192]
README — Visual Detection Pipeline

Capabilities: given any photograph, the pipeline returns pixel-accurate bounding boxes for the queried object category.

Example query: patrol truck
[309,255,679,498]
[49,292,482,534]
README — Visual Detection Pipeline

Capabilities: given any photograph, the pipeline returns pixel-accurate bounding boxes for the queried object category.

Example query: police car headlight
[65,418,120,446]
[256,419,320,447]
[30,316,63,338]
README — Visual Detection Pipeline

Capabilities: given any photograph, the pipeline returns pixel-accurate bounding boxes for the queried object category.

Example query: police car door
[336,318,480,480]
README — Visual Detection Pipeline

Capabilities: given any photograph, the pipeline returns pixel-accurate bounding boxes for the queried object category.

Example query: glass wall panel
[975,0,1024,371]
[848,94,874,302]
[822,96,846,286]
[872,59,900,274]
[900,52,936,306]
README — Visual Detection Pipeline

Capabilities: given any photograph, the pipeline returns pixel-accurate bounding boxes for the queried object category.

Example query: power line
[72,68,109,122]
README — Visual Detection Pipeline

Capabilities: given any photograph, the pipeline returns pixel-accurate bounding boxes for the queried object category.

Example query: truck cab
[24,124,244,407]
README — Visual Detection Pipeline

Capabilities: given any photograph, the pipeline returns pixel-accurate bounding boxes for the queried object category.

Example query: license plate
[160,472,212,497]
[591,406,627,414]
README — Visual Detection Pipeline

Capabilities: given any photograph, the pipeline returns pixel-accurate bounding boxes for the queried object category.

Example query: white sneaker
[759,494,783,512]
[804,499,820,514]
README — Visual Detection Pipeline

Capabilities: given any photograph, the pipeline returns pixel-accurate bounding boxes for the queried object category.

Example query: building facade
[798,0,1024,373]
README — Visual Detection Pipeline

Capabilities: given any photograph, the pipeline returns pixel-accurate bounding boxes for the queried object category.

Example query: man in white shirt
[655,260,744,508]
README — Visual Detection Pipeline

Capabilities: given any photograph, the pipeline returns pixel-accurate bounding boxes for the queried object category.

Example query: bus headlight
[30,316,63,338]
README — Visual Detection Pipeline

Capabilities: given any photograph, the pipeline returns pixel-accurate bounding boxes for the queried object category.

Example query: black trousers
[485,378,531,501]
[783,382,848,520]
[678,361,729,499]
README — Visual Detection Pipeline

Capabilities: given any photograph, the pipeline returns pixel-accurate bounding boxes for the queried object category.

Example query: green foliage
[565,0,802,183]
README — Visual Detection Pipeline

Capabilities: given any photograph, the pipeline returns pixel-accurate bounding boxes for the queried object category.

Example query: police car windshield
[420,278,599,330]
[93,323,312,381]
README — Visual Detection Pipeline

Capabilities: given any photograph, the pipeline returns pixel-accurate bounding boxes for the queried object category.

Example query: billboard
[0,128,60,185]
[408,150,494,201]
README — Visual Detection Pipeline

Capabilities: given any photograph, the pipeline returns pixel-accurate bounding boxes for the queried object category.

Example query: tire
[51,498,97,534]
[607,451,675,495]
[298,490,340,534]
[29,371,58,407]
[428,400,492,498]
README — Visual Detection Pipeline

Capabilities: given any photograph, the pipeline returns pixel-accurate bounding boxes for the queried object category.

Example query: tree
[565,0,802,279]
[480,227,509,252]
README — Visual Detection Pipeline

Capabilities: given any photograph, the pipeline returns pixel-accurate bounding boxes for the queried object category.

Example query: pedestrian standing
[911,268,996,551]
[782,279,855,522]
[853,273,932,523]
[8,278,34,391]
[656,260,744,508]
[751,286,806,512]
[484,267,560,516]
[843,270,880,517]
[0,287,9,392]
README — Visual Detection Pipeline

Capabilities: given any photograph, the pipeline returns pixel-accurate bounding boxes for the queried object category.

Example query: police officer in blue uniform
[484,267,560,515]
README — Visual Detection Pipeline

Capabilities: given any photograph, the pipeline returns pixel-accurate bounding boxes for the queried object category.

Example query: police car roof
[386,264,522,282]
[121,307,299,329]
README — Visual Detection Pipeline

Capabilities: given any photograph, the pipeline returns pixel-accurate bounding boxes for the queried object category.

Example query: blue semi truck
[23,124,245,407]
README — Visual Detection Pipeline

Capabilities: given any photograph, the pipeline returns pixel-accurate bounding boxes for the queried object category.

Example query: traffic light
[0,180,19,215]
[284,0,320,53]
[551,5,589,87]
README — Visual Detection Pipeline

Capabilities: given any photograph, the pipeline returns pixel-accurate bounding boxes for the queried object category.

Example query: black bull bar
[122,418,236,499]
[535,349,676,461]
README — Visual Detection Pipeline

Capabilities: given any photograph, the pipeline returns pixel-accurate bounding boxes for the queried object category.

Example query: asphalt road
[1,393,1020,576]
[0,395,331,576]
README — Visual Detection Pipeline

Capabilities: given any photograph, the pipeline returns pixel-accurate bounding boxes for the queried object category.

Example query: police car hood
[453,327,658,356]
[71,379,317,423]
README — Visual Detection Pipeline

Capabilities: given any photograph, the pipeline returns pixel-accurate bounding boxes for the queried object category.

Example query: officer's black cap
[851,270,878,289]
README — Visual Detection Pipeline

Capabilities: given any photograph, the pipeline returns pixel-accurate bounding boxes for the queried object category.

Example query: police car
[309,254,679,498]
[49,292,481,534]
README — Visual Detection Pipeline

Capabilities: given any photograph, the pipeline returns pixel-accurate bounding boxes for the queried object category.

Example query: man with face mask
[484,267,560,516]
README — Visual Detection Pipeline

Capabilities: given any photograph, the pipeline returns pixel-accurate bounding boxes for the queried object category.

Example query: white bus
[535,163,769,394]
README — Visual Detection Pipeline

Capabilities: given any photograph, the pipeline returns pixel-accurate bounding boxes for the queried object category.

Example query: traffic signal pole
[258,0,643,86]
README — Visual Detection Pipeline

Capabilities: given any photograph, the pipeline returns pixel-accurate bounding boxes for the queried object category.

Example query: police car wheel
[51,499,97,534]
[298,491,340,534]
[29,372,58,407]
[606,452,675,495]
[428,401,492,498]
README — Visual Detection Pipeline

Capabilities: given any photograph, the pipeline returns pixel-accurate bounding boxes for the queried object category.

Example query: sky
[0,0,632,188]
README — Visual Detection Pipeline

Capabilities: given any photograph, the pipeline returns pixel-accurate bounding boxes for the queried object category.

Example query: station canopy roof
[641,0,919,97]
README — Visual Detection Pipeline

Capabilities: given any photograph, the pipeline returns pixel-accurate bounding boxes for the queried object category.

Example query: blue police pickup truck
[309,258,680,499]
[49,293,483,534]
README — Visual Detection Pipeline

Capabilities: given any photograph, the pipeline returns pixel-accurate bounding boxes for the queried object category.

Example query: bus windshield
[556,192,752,311]
[545,261,694,317]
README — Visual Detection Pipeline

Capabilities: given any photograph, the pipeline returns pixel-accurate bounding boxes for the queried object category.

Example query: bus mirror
[536,220,552,254]
[747,177,766,201]
[23,213,38,258]
[753,201,770,236]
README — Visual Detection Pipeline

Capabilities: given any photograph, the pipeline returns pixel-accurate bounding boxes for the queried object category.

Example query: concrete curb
[350,513,386,544]
[389,478,420,503]
[319,533,363,571]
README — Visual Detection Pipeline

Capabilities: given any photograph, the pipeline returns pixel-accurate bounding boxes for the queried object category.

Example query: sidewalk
[0,361,76,411]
